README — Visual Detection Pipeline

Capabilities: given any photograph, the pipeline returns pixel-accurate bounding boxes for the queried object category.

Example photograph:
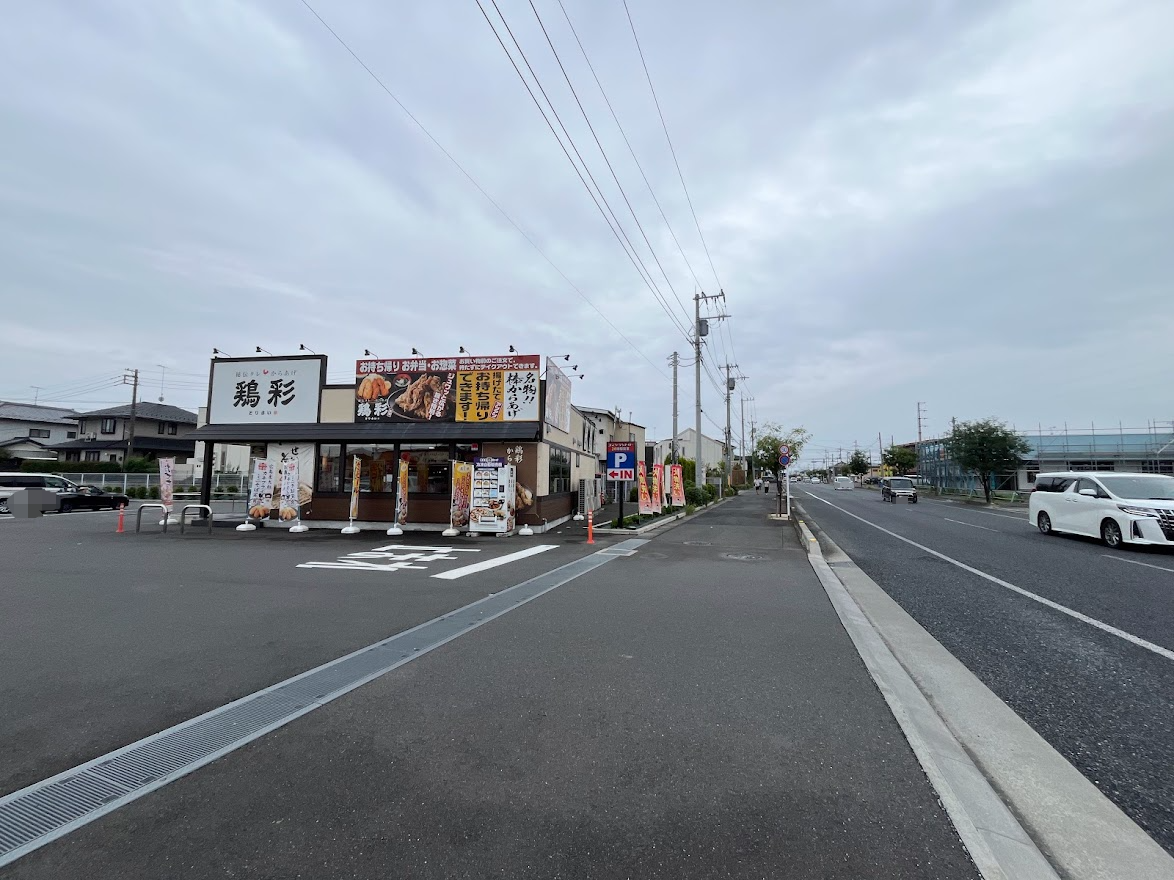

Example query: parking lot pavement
[5,494,980,879]
[0,511,614,798]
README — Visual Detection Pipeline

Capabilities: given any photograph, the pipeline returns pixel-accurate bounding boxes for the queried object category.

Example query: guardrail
[134,503,169,533]
[179,505,213,535]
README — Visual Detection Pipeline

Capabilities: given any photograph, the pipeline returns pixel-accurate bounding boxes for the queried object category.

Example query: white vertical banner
[247,459,275,520]
[279,454,300,522]
[158,458,175,512]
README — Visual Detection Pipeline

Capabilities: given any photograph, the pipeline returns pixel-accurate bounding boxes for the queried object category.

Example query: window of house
[167,422,178,435]
[67,431,77,439]
[157,422,166,434]
[317,444,342,492]
[66,451,80,462]
[100,418,117,434]
[548,446,571,494]
[344,445,396,492]
[108,454,119,462]
[29,428,51,439]
[399,445,452,494]
[77,420,88,434]
[84,451,100,462]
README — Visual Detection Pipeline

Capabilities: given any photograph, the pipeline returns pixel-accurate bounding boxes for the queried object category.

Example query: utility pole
[749,421,757,483]
[739,395,747,475]
[723,364,736,479]
[693,289,728,482]
[878,431,884,475]
[123,368,140,462]
[670,352,679,464]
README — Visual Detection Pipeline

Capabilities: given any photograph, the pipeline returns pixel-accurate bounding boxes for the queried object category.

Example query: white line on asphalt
[431,544,558,579]
[943,518,998,532]
[803,492,1174,663]
[1101,555,1174,575]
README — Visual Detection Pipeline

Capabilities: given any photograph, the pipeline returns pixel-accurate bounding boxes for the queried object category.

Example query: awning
[190,421,543,443]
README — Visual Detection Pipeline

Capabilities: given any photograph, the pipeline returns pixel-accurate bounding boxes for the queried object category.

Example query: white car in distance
[1029,472,1174,549]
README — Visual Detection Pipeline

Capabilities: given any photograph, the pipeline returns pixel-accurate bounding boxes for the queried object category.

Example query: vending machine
[469,457,517,535]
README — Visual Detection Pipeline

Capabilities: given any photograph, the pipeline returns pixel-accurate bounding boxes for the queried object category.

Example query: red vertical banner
[637,461,654,515]
[651,464,664,514]
[669,464,686,507]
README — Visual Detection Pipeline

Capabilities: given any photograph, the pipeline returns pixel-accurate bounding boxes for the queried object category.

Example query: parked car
[61,485,131,512]
[0,472,82,514]
[833,476,854,491]
[1029,471,1174,549]
[881,477,918,503]
[811,477,822,484]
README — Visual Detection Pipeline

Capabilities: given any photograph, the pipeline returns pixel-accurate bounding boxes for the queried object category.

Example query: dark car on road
[881,477,918,503]
[60,485,131,512]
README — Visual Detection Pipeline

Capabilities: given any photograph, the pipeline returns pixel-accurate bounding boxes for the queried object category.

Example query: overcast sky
[2,0,1172,465]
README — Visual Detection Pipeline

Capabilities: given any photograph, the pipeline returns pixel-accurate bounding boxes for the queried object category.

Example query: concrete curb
[792,502,1174,880]
[592,496,732,536]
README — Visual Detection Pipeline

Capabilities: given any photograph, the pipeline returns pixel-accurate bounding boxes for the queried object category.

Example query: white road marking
[432,544,558,579]
[298,544,479,572]
[803,492,1174,662]
[943,518,998,532]
[1101,555,1174,575]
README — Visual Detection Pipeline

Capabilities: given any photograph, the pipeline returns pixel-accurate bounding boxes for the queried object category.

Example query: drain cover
[723,553,764,561]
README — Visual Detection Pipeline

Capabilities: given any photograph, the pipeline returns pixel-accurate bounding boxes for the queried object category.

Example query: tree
[882,445,918,476]
[944,418,1031,503]
[848,449,870,478]
[753,424,811,475]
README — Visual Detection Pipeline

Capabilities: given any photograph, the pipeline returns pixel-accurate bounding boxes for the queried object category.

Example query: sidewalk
[11,493,982,879]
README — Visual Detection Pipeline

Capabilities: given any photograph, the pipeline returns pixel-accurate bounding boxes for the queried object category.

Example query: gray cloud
[1,0,1172,458]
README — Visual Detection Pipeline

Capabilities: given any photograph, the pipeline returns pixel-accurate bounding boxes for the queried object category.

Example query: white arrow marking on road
[943,518,999,532]
[804,491,1174,663]
[432,544,558,580]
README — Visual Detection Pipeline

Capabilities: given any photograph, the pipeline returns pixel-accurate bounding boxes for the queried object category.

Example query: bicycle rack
[180,504,214,535]
[135,503,169,533]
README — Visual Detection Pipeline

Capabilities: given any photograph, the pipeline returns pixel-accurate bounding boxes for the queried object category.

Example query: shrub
[628,485,639,502]
[148,485,160,499]
[685,503,696,515]
[702,483,718,501]
[684,485,708,507]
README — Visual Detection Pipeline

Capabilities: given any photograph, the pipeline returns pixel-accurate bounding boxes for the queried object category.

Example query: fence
[53,472,249,496]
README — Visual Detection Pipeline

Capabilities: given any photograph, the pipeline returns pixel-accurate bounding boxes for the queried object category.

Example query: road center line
[431,544,557,579]
[943,518,998,532]
[1101,555,1174,575]
[803,492,1174,662]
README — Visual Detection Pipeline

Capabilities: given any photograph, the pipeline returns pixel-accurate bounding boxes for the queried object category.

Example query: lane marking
[431,544,558,579]
[943,518,998,532]
[802,492,1174,662]
[1101,555,1174,575]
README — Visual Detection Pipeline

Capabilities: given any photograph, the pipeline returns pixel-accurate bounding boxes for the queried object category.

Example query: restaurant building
[190,352,603,532]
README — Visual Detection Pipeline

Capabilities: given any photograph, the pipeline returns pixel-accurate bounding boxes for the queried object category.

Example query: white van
[0,473,81,514]
[1029,471,1174,548]
[833,476,853,491]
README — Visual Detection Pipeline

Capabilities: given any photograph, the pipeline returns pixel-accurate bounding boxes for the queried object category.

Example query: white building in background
[654,428,728,474]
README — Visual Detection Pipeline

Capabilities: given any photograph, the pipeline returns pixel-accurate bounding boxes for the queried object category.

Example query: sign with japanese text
[637,461,654,515]
[450,462,473,531]
[354,354,540,423]
[543,358,573,433]
[469,462,516,534]
[247,459,275,520]
[606,441,636,482]
[158,458,175,511]
[348,456,361,521]
[651,463,664,514]
[669,464,686,507]
[269,443,315,518]
[209,358,324,424]
[396,459,410,526]
[278,453,301,522]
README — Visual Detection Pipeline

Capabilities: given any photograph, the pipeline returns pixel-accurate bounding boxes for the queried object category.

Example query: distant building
[53,402,199,464]
[653,428,728,474]
[0,402,80,466]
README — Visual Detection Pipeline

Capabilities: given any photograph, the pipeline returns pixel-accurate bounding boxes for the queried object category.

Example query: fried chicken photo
[396,374,446,418]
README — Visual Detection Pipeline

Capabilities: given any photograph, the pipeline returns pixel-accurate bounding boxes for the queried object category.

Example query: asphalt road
[2,494,979,879]
[797,483,1174,856]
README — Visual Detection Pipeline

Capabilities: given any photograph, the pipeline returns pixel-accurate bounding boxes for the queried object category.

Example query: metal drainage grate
[0,539,647,867]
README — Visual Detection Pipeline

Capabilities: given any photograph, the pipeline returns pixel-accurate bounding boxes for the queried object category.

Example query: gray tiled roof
[75,402,198,424]
[0,401,80,425]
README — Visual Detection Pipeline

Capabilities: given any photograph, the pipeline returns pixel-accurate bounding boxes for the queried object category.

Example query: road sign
[607,441,637,481]
[779,444,791,456]
[778,453,791,467]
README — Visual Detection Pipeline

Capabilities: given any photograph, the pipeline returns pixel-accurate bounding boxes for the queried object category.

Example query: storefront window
[317,444,342,492]
[345,445,396,492]
[400,444,452,494]
[549,446,571,494]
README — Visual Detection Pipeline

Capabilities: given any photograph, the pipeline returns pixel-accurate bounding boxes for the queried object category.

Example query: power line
[477,0,690,342]
[297,0,671,382]
[527,0,691,329]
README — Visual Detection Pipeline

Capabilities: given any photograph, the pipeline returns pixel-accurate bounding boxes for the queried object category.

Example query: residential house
[653,427,728,475]
[0,402,80,466]
[576,407,648,474]
[53,402,199,464]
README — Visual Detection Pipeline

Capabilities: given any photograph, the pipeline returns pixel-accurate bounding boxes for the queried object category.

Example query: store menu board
[355,355,540,423]
[469,458,516,534]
